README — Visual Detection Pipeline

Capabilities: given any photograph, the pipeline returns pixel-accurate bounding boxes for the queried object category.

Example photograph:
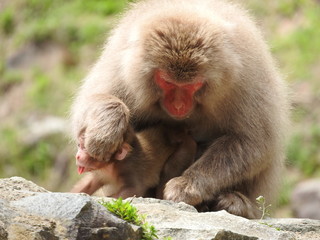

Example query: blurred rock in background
[291,178,320,219]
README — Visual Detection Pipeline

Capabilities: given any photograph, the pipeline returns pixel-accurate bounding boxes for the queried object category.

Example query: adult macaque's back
[71,0,290,219]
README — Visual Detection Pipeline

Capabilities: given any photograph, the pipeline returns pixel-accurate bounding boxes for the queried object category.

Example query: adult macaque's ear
[114,143,132,160]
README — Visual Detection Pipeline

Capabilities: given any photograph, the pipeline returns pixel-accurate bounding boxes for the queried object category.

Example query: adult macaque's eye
[155,70,176,90]
[183,82,204,93]
[163,80,175,89]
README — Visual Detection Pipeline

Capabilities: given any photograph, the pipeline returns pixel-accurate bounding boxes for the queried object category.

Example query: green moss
[27,70,52,110]
[277,0,304,17]
[277,178,292,206]
[287,125,320,176]
[272,1,320,81]
[22,142,52,178]
[100,198,159,240]
[0,8,15,34]
[0,69,23,94]
[75,0,127,16]
[0,127,20,160]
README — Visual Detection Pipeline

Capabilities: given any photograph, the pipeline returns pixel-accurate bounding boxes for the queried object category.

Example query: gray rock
[0,177,141,240]
[263,218,320,240]
[0,176,48,201]
[291,178,320,219]
[1,177,320,240]
[131,198,294,240]
[263,218,320,233]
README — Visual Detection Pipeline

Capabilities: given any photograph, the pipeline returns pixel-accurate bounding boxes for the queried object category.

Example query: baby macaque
[71,123,196,198]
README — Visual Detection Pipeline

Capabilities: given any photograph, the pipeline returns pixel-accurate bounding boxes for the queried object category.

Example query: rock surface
[0,177,141,240]
[1,177,320,240]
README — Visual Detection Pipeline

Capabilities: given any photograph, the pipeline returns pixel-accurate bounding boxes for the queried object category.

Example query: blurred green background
[0,0,319,217]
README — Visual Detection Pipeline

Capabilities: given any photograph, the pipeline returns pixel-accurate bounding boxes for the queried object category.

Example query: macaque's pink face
[76,148,108,174]
[155,69,204,119]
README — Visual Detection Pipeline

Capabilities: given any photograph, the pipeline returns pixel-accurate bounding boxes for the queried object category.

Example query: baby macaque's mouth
[77,166,85,174]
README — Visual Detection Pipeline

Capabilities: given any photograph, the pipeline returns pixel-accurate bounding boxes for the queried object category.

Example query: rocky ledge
[0,177,319,240]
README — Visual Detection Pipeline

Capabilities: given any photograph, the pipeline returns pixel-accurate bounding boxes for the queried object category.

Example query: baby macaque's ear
[114,143,132,160]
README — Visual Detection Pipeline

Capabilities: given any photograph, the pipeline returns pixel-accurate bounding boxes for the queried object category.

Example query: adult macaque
[71,0,289,218]
[71,100,196,198]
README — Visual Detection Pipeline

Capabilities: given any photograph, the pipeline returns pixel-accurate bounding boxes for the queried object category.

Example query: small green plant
[256,195,271,220]
[256,196,281,231]
[100,198,159,240]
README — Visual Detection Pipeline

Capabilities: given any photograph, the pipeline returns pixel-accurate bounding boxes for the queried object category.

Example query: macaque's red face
[155,69,204,119]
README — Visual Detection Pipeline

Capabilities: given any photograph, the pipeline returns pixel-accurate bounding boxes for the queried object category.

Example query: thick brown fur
[71,0,290,219]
